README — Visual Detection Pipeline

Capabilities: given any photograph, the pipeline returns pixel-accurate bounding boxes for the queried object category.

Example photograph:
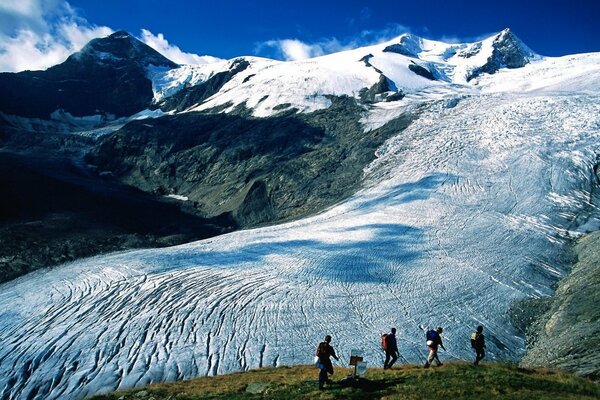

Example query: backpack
[470,332,476,348]
[381,334,388,351]
[471,332,482,348]
[426,329,438,342]
[316,342,328,357]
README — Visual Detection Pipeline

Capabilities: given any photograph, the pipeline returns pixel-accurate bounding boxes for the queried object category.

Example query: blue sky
[1,0,599,71]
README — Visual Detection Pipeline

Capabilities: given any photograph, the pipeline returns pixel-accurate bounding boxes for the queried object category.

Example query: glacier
[1,92,599,400]
[1,31,600,399]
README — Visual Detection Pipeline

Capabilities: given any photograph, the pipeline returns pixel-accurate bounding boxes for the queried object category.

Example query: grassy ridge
[91,362,599,400]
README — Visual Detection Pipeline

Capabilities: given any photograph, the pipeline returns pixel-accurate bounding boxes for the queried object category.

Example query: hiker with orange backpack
[315,335,339,390]
[382,327,399,369]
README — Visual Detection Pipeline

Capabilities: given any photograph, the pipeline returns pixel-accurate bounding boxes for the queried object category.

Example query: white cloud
[0,0,46,33]
[140,29,221,65]
[262,39,322,61]
[0,1,221,71]
[259,37,356,61]
[437,32,496,44]
[257,23,413,61]
[59,21,112,50]
[279,39,321,60]
[0,0,112,72]
[354,23,412,45]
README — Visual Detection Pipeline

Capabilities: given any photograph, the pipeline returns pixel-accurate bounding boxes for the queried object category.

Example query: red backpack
[381,334,388,351]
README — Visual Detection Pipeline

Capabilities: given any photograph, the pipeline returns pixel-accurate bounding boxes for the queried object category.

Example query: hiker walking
[424,327,446,368]
[315,335,339,390]
[382,327,399,369]
[471,325,486,365]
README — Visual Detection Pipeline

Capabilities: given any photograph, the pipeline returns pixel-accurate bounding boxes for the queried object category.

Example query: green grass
[90,362,599,400]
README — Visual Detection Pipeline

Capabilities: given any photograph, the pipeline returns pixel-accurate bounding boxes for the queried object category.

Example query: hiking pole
[398,351,409,365]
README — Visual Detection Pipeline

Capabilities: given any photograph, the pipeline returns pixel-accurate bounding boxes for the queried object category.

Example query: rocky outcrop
[87,96,416,229]
[0,31,178,119]
[467,29,535,81]
[235,180,276,226]
[0,145,232,284]
[515,231,600,379]
[359,75,394,103]
[383,34,422,58]
[408,62,436,80]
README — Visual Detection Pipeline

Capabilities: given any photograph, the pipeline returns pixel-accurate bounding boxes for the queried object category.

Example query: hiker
[471,325,486,365]
[424,327,446,368]
[383,327,399,369]
[315,335,340,390]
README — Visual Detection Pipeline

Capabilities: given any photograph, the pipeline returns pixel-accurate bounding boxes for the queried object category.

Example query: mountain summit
[467,28,537,80]
[72,30,178,70]
[0,31,178,119]
[0,28,542,122]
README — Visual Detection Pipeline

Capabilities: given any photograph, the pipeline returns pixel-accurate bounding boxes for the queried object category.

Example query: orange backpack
[381,334,388,351]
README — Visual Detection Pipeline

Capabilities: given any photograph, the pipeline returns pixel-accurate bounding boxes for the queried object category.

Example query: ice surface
[1,91,599,400]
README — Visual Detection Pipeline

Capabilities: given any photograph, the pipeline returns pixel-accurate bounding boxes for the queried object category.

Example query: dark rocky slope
[87,97,416,228]
[0,139,233,284]
[467,29,535,81]
[0,31,177,119]
[516,231,600,379]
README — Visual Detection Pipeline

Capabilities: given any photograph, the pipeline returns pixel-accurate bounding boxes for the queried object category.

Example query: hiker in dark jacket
[383,327,399,369]
[424,327,446,368]
[471,325,486,365]
[315,335,339,389]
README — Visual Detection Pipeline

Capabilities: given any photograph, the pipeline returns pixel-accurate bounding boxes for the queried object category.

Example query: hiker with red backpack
[424,327,446,368]
[382,327,399,369]
[315,335,339,390]
[471,325,486,365]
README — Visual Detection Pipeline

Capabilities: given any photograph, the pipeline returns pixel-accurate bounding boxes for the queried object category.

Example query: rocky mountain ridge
[0,31,177,120]
[0,28,536,124]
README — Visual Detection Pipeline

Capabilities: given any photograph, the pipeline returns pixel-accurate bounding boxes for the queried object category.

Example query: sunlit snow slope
[1,41,600,400]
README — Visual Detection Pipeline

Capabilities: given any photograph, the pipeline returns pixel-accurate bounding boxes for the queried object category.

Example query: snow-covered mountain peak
[459,28,538,80]
[147,26,597,120]
[489,28,537,61]
[72,31,179,69]
[109,30,134,40]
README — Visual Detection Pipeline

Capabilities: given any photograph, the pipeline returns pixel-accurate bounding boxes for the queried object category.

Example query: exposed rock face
[0,145,233,284]
[359,75,394,103]
[383,34,422,57]
[408,62,436,80]
[467,29,535,81]
[0,31,178,119]
[360,53,382,73]
[235,180,276,226]
[516,231,600,379]
[87,96,416,229]
[457,42,482,59]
